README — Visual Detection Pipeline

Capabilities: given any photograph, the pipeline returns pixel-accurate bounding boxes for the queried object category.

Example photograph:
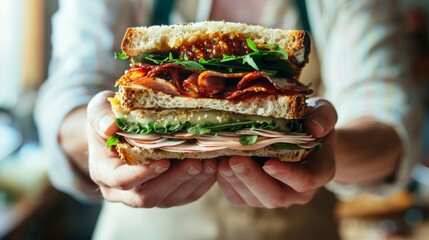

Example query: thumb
[305,98,338,138]
[87,91,119,138]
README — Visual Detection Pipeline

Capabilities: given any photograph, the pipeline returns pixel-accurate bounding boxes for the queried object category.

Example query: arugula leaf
[242,55,259,70]
[187,125,213,135]
[115,118,283,135]
[246,38,259,52]
[265,43,288,60]
[116,118,193,134]
[114,51,128,60]
[239,135,258,145]
[175,60,206,71]
[106,135,120,147]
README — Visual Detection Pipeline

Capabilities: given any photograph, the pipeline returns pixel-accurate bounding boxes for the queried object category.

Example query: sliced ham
[182,73,199,93]
[116,132,162,141]
[236,72,312,95]
[125,138,166,144]
[145,63,187,78]
[197,71,248,96]
[170,132,197,139]
[197,136,313,151]
[132,77,180,96]
[119,127,316,152]
[234,129,313,139]
[126,138,186,150]
[161,143,228,153]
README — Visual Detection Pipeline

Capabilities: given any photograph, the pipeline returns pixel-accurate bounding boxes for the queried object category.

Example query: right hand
[87,91,218,208]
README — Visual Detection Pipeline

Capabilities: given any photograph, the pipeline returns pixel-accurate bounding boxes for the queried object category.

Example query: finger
[305,98,338,138]
[136,159,203,207]
[217,159,246,206]
[109,159,170,190]
[159,159,217,207]
[217,172,247,206]
[228,156,316,207]
[87,91,119,138]
[87,123,169,190]
[99,185,154,208]
[218,157,263,207]
[177,174,216,205]
[262,133,336,193]
[228,156,290,208]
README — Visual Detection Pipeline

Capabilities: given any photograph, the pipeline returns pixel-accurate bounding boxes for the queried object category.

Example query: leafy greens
[115,118,283,135]
[124,38,297,77]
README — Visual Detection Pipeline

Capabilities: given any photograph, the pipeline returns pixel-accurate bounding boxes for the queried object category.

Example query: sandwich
[107,21,318,165]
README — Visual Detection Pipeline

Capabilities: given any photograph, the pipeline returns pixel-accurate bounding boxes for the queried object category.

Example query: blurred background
[0,0,429,239]
[0,1,100,239]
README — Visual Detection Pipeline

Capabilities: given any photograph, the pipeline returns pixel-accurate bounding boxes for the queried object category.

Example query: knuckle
[111,178,130,190]
[296,178,317,192]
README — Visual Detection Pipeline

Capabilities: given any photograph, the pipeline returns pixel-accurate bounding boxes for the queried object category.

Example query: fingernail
[263,166,277,175]
[204,166,216,174]
[231,163,246,173]
[99,115,115,133]
[186,166,200,176]
[222,170,234,177]
[154,165,168,174]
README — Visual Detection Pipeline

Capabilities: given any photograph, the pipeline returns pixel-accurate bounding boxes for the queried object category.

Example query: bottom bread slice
[116,142,312,165]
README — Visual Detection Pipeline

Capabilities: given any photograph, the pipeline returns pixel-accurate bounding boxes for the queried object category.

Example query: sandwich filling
[109,37,318,153]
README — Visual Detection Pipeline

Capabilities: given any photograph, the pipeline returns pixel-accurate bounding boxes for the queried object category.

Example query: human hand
[217,98,337,208]
[87,91,217,208]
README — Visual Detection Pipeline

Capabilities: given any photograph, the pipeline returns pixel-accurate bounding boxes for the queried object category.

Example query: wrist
[58,106,91,179]
[333,118,402,184]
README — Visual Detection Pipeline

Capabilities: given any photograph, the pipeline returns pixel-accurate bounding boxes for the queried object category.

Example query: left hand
[217,98,337,208]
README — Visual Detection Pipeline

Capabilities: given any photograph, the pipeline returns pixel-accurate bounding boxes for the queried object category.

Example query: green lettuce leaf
[114,51,128,60]
[116,118,285,135]
[239,135,258,145]
[106,135,120,147]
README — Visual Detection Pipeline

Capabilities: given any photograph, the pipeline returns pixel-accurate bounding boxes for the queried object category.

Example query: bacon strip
[122,63,312,99]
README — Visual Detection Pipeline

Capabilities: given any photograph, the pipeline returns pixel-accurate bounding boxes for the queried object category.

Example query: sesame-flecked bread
[110,21,316,165]
[112,85,307,119]
[116,141,311,165]
[121,21,311,68]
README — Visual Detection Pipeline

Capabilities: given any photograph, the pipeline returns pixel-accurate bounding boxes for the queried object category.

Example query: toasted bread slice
[121,21,311,68]
[112,85,308,119]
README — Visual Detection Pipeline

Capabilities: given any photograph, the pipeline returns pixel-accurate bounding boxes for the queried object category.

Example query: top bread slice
[121,21,311,68]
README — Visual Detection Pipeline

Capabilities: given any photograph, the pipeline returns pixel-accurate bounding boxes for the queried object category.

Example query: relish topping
[180,33,252,60]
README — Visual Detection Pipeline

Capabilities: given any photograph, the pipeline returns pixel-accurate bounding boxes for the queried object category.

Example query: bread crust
[116,141,311,165]
[121,21,310,68]
[116,85,307,119]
